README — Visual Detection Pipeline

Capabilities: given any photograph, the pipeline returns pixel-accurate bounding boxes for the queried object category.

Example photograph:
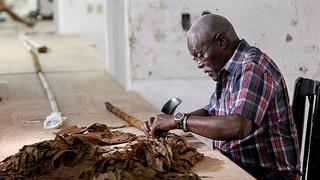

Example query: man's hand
[143,114,176,138]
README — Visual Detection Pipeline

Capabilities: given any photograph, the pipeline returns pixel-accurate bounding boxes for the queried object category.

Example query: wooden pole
[20,32,64,129]
[20,32,59,113]
[19,32,48,53]
[105,102,144,131]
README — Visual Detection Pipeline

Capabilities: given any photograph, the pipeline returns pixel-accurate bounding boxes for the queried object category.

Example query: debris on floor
[0,123,204,179]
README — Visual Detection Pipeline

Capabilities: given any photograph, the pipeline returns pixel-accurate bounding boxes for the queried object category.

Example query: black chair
[292,77,320,179]
[161,97,182,115]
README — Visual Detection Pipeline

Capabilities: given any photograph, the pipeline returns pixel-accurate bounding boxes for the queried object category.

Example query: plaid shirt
[204,40,300,172]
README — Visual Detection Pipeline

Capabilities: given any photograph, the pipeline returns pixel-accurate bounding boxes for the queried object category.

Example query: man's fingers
[143,117,155,136]
[143,122,150,135]
[150,127,158,138]
[149,117,155,123]
[147,117,155,132]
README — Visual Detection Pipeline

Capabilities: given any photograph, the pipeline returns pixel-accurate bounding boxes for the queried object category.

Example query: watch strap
[182,114,189,132]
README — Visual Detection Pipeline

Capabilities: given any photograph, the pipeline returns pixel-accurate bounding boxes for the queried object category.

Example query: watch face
[174,112,185,120]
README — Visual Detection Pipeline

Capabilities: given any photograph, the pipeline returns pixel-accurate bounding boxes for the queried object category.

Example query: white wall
[39,0,53,17]
[127,0,320,112]
[54,0,131,89]
[5,0,37,16]
[54,0,320,112]
[104,0,131,89]
[54,0,106,52]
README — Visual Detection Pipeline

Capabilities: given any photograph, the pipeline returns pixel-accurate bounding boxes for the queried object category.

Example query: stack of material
[0,123,203,179]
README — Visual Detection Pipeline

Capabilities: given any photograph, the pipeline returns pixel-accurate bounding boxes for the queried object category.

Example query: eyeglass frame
[193,33,221,65]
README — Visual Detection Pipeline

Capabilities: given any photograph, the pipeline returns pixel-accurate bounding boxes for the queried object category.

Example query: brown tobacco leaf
[0,123,203,179]
[55,123,111,138]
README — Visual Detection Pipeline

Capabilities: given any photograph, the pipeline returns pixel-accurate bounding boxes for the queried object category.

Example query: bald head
[187,14,238,53]
[186,14,240,81]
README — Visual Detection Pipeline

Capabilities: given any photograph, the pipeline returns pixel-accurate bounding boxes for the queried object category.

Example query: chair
[161,97,182,115]
[292,77,320,179]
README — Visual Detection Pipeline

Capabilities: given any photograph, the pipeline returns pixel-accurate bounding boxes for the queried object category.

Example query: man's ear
[216,33,228,50]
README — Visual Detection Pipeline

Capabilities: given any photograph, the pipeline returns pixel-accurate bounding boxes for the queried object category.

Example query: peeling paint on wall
[297,65,308,74]
[128,0,320,88]
[154,31,166,42]
[129,33,137,49]
[145,49,153,55]
[286,33,293,42]
[126,0,320,114]
[303,45,319,54]
[135,14,143,31]
[175,35,185,42]
[291,18,299,26]
[176,50,182,56]
[148,0,168,9]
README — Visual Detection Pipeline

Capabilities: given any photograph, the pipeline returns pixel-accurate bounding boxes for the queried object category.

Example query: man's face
[188,34,222,81]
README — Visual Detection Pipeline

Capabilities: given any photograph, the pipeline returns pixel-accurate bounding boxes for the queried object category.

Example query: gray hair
[187,14,238,47]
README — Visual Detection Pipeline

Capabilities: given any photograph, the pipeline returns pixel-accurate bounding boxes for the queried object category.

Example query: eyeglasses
[193,33,219,67]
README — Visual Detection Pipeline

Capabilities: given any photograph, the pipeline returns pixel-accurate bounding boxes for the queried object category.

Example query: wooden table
[0,34,254,179]
[186,134,254,179]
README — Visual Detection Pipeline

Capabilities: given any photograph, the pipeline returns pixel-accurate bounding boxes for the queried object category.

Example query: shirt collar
[220,39,250,74]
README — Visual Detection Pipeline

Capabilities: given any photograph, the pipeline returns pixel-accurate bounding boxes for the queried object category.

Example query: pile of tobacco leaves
[0,123,203,179]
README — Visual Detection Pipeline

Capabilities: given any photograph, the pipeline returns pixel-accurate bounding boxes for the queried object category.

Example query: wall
[39,0,53,17]
[104,0,131,89]
[128,0,320,112]
[54,0,106,52]
[5,0,37,16]
[54,0,131,90]
[53,0,320,112]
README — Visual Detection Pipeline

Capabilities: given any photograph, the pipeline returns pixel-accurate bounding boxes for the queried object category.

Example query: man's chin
[211,76,218,81]
[208,72,218,81]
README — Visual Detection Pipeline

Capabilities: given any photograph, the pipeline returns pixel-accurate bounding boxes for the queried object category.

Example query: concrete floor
[0,23,159,161]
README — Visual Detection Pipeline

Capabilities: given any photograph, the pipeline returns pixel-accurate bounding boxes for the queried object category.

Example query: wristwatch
[174,112,189,132]
[174,112,186,129]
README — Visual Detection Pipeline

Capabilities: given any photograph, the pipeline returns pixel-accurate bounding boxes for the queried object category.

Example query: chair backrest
[161,97,182,115]
[292,77,320,179]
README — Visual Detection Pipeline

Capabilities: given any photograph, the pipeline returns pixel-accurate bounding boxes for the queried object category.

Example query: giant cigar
[105,102,144,131]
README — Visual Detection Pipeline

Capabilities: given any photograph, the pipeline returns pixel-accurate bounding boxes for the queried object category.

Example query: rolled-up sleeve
[203,92,216,115]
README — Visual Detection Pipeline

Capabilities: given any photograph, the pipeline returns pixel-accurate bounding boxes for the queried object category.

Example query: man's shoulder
[236,40,263,61]
[241,45,277,72]
[238,44,283,85]
[241,45,264,64]
[226,41,263,74]
[238,47,266,76]
[232,40,283,83]
[234,42,267,71]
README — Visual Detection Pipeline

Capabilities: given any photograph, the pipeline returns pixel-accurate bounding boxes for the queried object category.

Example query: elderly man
[144,14,300,179]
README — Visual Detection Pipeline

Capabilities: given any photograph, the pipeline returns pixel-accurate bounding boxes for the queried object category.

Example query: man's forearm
[186,114,252,140]
[188,108,211,116]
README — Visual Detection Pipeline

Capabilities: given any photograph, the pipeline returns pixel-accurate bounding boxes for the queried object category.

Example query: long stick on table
[19,32,58,112]
[19,32,64,129]
[105,102,144,131]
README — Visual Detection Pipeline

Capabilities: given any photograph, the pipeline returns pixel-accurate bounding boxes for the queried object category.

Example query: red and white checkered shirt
[204,40,300,172]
